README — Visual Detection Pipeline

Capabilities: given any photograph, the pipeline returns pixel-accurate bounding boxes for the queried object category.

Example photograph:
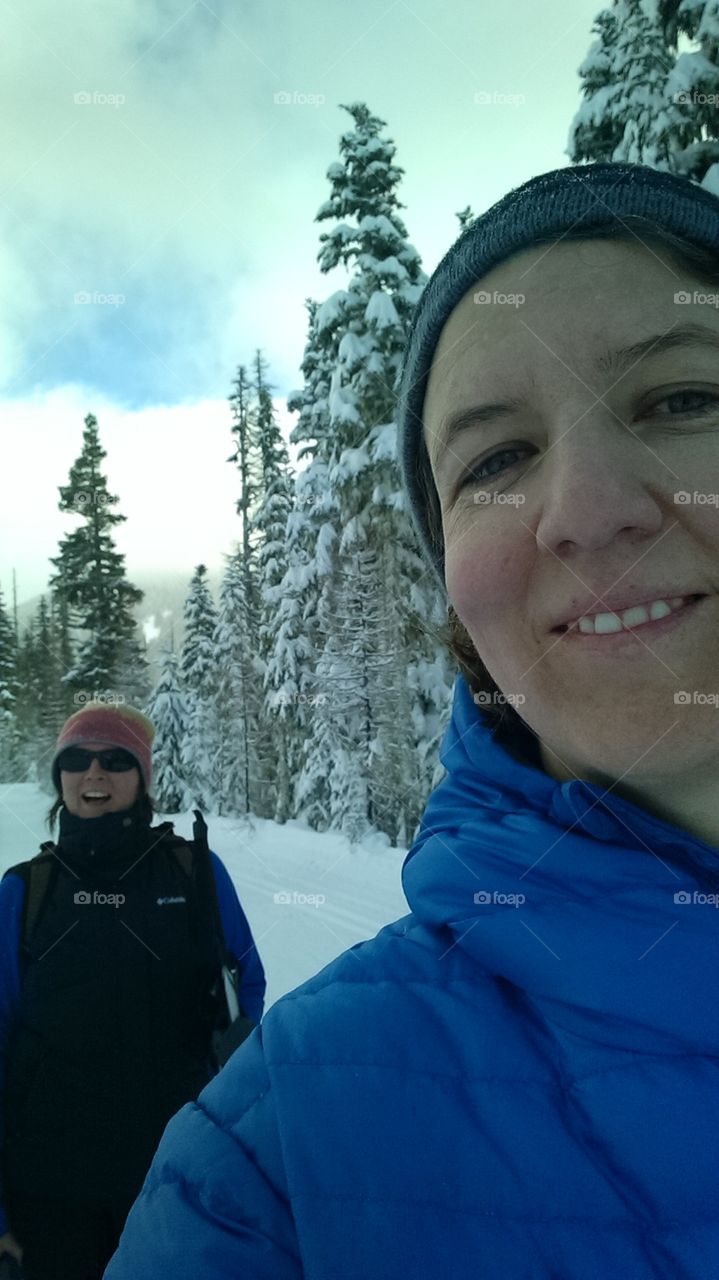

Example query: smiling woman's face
[61,741,140,817]
[423,237,719,787]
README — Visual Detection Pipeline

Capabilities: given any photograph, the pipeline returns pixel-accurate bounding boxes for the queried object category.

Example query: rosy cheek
[446,540,508,622]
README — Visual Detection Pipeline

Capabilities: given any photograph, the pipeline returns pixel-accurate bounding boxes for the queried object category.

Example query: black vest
[2,806,223,1209]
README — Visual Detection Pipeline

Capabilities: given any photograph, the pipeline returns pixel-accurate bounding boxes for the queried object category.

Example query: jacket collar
[53,802,165,876]
[402,675,719,1054]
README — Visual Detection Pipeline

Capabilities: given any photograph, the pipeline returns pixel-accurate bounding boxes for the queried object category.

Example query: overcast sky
[2,0,601,607]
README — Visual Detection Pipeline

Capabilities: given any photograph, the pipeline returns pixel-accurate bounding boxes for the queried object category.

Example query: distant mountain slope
[14,567,222,685]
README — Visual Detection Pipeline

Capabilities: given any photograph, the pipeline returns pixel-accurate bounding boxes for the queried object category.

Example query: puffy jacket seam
[288,1188,686,1226]
[268,1060,546,1085]
[193,1091,294,1214]
[144,1162,301,1265]
[275,976,491,1002]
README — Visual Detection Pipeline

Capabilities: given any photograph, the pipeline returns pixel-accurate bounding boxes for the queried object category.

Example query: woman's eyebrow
[594,321,719,377]
[431,321,719,472]
[431,401,522,474]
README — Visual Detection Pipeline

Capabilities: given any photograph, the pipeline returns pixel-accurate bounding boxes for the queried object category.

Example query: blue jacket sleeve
[103,1025,302,1279]
[210,851,266,1025]
[0,873,24,1240]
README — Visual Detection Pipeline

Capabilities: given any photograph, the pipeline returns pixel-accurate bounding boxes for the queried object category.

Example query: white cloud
[1,385,300,605]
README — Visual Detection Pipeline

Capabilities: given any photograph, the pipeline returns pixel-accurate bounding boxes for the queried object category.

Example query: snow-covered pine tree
[248,351,297,821]
[569,0,694,171]
[610,0,678,166]
[212,548,259,817]
[223,362,269,815]
[266,300,337,826]
[180,564,220,811]
[228,364,264,570]
[294,101,453,845]
[146,645,189,813]
[26,596,65,777]
[0,584,21,782]
[666,0,719,188]
[48,413,148,705]
[311,546,412,844]
[50,590,75,722]
[568,6,625,162]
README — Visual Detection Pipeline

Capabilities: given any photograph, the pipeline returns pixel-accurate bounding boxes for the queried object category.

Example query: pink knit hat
[51,701,155,791]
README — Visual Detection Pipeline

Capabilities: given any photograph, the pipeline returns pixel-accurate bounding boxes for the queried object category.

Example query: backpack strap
[6,847,63,980]
[191,809,231,968]
[190,809,254,1064]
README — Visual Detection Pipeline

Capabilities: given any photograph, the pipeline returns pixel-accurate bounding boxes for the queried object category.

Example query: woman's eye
[458,446,531,488]
[650,388,719,416]
[458,389,719,491]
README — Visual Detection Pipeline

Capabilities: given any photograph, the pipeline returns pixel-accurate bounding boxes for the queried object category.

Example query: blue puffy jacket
[104,674,719,1278]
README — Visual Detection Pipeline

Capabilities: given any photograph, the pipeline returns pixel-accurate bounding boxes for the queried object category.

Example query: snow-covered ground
[0,785,411,1011]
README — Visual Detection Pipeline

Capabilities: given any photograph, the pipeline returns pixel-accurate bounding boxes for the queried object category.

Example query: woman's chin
[539,710,719,785]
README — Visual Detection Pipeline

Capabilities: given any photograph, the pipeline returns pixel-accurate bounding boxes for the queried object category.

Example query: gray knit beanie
[397,161,719,594]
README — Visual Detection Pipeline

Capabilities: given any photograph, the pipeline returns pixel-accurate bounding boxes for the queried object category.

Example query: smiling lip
[552,592,707,632]
[554,593,707,648]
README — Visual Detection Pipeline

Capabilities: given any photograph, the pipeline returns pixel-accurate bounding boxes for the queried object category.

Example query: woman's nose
[534,418,663,555]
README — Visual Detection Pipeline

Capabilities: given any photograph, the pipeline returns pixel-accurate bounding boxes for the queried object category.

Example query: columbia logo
[156,895,187,906]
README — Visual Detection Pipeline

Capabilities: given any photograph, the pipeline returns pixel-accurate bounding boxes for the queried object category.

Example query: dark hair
[47,775,157,832]
[417,217,719,766]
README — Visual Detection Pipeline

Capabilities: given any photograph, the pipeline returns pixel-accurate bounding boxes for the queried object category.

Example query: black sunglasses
[56,746,139,773]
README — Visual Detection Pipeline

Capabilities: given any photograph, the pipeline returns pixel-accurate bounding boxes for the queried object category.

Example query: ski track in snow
[0,785,411,1011]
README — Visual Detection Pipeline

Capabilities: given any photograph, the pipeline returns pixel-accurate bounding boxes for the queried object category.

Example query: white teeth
[580,612,621,634]
[575,595,689,635]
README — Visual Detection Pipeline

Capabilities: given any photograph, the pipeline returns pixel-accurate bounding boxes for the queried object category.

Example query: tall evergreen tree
[266,301,337,824]
[569,0,699,174]
[292,101,453,845]
[180,564,219,811]
[666,0,719,187]
[48,590,76,727]
[0,585,21,782]
[48,413,149,705]
[249,351,297,821]
[212,549,260,817]
[610,0,677,167]
[228,365,263,571]
[568,6,625,162]
[26,596,63,779]
[146,646,189,813]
